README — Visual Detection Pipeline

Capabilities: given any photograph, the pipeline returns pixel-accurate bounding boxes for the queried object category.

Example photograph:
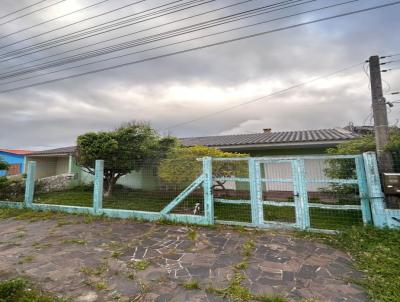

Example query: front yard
[0,208,367,302]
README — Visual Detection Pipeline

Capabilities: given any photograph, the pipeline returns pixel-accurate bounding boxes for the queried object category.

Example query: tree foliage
[76,122,178,196]
[323,128,400,194]
[158,145,248,189]
[0,157,8,171]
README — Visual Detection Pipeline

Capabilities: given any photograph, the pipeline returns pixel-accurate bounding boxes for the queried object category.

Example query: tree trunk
[104,181,113,197]
[103,172,120,198]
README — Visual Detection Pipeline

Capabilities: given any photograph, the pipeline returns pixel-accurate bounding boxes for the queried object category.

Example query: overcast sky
[0,0,399,150]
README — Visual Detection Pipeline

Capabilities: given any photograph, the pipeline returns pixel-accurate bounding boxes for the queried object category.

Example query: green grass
[32,188,364,230]
[183,280,200,290]
[0,277,69,302]
[300,226,400,302]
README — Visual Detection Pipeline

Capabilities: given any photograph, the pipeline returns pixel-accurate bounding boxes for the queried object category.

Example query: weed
[253,294,287,302]
[187,228,197,241]
[32,241,52,250]
[128,259,150,271]
[18,255,34,264]
[183,280,200,290]
[94,281,108,291]
[80,264,107,276]
[56,220,75,227]
[242,240,255,257]
[62,239,87,245]
[0,277,69,302]
[111,251,124,258]
[206,273,287,302]
[234,261,249,270]
[14,232,26,239]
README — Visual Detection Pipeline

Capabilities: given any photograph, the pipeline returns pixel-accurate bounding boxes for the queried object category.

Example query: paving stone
[0,216,367,302]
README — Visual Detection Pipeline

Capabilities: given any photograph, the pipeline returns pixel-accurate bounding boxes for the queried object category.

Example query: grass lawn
[0,277,69,301]
[34,188,363,230]
[302,226,400,302]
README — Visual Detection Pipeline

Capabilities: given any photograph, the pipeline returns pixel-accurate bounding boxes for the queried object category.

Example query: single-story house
[24,127,358,192]
[0,149,32,176]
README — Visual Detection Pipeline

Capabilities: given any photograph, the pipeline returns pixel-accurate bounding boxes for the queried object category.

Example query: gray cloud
[0,0,399,149]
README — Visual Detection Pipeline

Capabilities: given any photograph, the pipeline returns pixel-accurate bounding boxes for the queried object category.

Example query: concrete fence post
[355,155,373,224]
[249,158,263,227]
[24,161,36,208]
[363,152,387,227]
[202,157,214,225]
[93,160,104,214]
[292,159,310,230]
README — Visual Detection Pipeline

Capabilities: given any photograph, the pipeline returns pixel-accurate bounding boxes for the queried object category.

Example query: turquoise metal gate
[212,155,372,232]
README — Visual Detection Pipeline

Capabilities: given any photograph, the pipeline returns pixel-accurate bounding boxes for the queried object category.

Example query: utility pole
[368,55,393,173]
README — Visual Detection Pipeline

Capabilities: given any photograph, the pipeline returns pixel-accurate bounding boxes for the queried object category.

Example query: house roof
[29,128,358,156]
[180,128,357,149]
[28,146,76,156]
[0,149,32,155]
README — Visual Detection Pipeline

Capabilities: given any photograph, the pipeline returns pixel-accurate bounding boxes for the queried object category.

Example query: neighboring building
[0,149,32,176]
[25,128,358,191]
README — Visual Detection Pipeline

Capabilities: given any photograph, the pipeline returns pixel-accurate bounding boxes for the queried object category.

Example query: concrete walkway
[0,214,367,301]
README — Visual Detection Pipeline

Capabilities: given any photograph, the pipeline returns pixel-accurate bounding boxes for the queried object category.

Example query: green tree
[158,145,248,189]
[76,122,178,196]
[0,157,8,171]
[324,128,400,195]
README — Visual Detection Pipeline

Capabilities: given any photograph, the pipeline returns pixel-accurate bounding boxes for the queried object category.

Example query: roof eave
[199,140,350,151]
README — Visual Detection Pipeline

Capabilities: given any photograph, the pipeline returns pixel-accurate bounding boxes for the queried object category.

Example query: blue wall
[0,151,25,176]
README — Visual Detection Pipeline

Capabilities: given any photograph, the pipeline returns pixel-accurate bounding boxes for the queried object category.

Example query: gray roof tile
[180,128,357,147]
[29,128,357,155]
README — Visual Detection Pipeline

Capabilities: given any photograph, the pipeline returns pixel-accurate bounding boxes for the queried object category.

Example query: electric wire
[162,62,364,130]
[0,0,67,27]
[0,0,324,79]
[0,0,112,41]
[0,0,49,20]
[0,1,396,93]
[0,0,149,51]
[1,0,257,71]
[0,0,217,60]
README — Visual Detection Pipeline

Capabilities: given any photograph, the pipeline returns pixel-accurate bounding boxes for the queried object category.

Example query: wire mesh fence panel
[303,157,363,230]
[33,170,93,207]
[212,159,252,223]
[261,161,296,224]
[99,158,206,217]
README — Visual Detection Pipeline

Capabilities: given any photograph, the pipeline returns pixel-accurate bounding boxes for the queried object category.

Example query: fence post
[24,161,36,208]
[292,159,310,230]
[355,155,373,224]
[363,152,387,227]
[202,157,214,225]
[249,158,263,227]
[93,160,104,214]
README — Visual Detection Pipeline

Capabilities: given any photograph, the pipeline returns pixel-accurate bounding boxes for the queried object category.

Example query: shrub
[0,176,25,201]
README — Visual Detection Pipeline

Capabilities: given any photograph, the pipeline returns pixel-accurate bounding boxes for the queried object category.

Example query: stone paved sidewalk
[0,215,367,301]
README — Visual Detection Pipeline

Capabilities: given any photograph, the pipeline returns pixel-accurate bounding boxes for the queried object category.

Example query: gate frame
[214,154,377,231]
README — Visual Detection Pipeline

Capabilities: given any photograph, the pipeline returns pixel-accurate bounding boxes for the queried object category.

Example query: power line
[1,0,256,71]
[0,0,112,40]
[0,0,49,20]
[0,1,398,93]
[381,53,400,58]
[0,0,149,51]
[0,0,213,54]
[0,0,216,60]
[162,63,363,131]
[0,0,67,27]
[0,0,320,79]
